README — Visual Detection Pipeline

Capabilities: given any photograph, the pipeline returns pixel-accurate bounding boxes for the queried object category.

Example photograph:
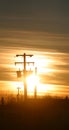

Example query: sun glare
[14,54,55,96]
[26,74,39,94]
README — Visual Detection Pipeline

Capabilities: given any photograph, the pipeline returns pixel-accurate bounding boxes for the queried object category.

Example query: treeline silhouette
[0,95,69,130]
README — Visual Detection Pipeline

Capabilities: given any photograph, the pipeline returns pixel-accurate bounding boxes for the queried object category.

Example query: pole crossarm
[15,62,34,65]
[16,54,33,57]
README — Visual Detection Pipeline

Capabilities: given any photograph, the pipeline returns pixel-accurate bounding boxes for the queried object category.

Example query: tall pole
[24,53,27,100]
[34,67,37,98]
[15,53,34,101]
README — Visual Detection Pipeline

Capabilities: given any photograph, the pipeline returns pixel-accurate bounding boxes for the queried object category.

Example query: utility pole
[15,53,34,100]
[17,87,21,101]
[34,67,37,98]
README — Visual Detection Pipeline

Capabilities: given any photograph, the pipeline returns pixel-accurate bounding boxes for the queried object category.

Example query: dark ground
[0,97,69,130]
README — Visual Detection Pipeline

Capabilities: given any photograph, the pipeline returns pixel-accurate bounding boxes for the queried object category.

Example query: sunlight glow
[14,54,56,96]
[26,75,39,94]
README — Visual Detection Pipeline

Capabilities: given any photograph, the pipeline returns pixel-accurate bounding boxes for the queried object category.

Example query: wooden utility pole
[15,53,34,100]
[34,67,37,98]
[17,87,21,101]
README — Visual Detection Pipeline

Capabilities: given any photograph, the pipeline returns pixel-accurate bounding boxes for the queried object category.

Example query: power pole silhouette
[15,53,34,100]
[17,87,21,101]
[34,67,37,99]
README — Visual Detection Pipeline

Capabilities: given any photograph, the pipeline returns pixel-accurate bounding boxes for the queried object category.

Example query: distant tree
[1,97,4,105]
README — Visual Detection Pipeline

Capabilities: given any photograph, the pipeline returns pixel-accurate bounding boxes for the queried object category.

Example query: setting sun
[14,53,58,97]
[26,74,39,95]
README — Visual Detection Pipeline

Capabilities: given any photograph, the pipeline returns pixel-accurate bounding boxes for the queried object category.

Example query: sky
[0,0,69,97]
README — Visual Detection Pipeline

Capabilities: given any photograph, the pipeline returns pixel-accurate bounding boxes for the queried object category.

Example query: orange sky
[0,0,69,97]
[0,36,69,97]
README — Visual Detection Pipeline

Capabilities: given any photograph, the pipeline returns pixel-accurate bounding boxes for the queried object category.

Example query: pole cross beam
[16,54,33,57]
[15,62,34,65]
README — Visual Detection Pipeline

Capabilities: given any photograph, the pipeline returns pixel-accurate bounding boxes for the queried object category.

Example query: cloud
[0,30,69,53]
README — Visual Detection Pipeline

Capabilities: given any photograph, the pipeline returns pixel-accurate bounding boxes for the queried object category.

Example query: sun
[26,74,39,95]
[15,54,55,96]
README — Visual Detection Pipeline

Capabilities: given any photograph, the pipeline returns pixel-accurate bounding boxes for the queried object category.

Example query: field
[0,96,69,130]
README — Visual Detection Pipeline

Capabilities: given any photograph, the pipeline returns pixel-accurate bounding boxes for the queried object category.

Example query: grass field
[0,97,69,130]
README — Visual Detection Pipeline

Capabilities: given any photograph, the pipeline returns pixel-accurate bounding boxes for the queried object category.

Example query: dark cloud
[0,0,69,34]
[0,30,69,53]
